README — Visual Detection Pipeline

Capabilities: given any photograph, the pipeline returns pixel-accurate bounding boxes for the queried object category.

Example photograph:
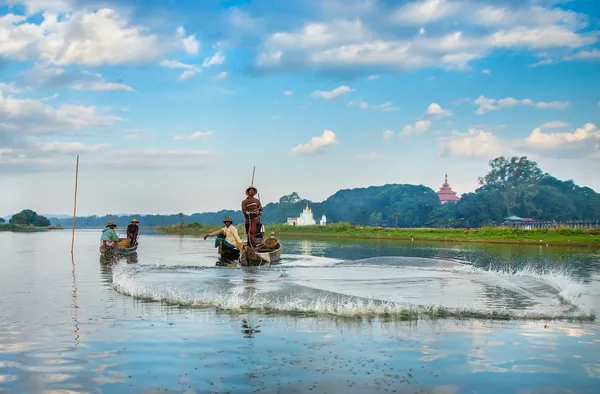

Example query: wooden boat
[217,234,282,267]
[100,240,138,256]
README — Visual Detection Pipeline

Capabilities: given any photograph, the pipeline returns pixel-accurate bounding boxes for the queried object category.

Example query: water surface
[1,230,598,393]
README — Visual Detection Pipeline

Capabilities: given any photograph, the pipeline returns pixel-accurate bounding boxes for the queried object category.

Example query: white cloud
[425,103,452,118]
[182,34,200,55]
[535,100,571,109]
[393,0,462,26]
[521,123,599,158]
[5,0,72,14]
[179,70,199,80]
[473,96,570,114]
[173,131,214,141]
[71,72,134,92]
[539,121,569,129]
[311,85,353,100]
[355,152,383,160]
[482,69,490,74]
[382,130,394,140]
[0,9,177,66]
[440,128,503,157]
[36,141,108,154]
[564,49,600,61]
[291,129,337,154]
[0,91,123,137]
[160,60,198,70]
[213,71,228,81]
[349,100,399,112]
[256,1,597,73]
[228,7,257,30]
[284,90,293,96]
[202,52,225,68]
[367,75,379,80]
[400,120,431,137]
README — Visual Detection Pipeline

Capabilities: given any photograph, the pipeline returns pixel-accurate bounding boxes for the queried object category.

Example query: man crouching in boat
[100,221,120,252]
[204,216,244,261]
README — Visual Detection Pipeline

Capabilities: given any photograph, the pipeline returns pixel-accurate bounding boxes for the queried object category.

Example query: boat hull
[239,244,282,267]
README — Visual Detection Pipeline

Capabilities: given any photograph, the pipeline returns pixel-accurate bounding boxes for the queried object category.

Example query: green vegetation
[0,210,58,232]
[52,155,600,229]
[156,222,600,246]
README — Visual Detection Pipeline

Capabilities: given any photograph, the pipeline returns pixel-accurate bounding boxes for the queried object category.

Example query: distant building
[436,174,460,204]
[319,214,327,226]
[287,204,318,226]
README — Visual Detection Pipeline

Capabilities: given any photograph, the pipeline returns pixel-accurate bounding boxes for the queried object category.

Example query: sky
[0,0,599,217]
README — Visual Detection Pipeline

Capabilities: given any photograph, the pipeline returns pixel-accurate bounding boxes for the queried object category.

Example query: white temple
[287,204,318,226]
[319,215,327,226]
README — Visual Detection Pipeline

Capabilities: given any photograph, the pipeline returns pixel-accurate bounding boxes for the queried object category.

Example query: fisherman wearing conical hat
[204,216,244,258]
[241,185,263,246]
[100,220,120,250]
[127,218,140,247]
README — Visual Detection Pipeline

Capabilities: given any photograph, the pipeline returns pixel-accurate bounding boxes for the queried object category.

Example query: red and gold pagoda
[437,174,460,204]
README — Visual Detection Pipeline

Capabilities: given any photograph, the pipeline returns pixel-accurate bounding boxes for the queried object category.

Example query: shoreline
[154,224,600,248]
[273,232,600,248]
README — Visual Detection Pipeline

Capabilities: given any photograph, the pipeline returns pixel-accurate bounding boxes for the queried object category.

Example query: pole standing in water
[71,155,79,256]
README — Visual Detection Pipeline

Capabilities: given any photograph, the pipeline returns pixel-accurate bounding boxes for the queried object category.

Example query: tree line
[46,156,600,228]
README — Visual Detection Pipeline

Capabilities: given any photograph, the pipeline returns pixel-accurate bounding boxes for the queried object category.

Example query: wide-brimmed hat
[131,218,139,223]
[246,185,258,195]
[223,216,233,223]
[106,221,117,228]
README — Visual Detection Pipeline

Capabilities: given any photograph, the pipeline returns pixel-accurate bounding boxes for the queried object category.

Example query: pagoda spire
[444,173,448,185]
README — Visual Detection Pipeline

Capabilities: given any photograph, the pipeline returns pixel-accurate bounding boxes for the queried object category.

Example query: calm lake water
[1,229,599,393]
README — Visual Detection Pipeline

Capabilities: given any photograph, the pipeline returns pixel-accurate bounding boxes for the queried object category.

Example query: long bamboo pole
[71,155,79,256]
[251,166,256,186]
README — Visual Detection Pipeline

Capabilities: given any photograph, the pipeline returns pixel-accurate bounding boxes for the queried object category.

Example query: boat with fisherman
[99,220,139,260]
[206,180,283,267]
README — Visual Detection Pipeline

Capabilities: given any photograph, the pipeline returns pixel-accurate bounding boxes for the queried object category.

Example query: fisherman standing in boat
[242,186,263,246]
[204,216,244,256]
[100,221,120,250]
[126,218,140,247]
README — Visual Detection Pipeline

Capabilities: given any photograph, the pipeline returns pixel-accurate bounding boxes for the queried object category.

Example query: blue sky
[1,0,599,216]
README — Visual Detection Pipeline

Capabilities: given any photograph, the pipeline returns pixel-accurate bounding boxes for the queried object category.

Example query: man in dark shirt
[126,218,140,246]
[242,186,263,246]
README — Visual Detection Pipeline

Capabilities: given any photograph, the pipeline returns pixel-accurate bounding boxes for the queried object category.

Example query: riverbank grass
[155,222,600,246]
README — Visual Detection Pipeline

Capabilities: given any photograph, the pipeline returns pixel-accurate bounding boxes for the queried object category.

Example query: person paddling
[242,186,263,247]
[127,218,140,247]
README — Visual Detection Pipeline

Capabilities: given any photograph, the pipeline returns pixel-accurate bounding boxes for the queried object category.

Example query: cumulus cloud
[255,1,597,74]
[400,120,431,137]
[521,123,599,158]
[539,121,569,129]
[473,96,570,114]
[311,85,353,100]
[0,91,123,138]
[0,9,181,66]
[439,128,503,158]
[182,33,200,55]
[284,90,293,96]
[291,129,337,154]
[425,103,452,118]
[172,131,214,141]
[382,130,394,140]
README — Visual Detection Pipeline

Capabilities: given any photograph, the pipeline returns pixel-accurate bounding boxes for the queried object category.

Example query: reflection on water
[0,230,598,393]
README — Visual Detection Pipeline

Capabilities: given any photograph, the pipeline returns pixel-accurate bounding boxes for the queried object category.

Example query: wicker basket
[264,237,279,249]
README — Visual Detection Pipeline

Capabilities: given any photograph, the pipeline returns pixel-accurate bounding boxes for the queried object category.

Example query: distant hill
[47,156,600,229]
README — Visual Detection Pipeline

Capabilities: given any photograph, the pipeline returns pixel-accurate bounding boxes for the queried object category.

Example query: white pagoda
[287,204,317,226]
[319,215,327,226]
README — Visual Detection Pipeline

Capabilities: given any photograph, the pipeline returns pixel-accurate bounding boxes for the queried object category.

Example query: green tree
[9,210,51,227]
[478,156,543,216]
[367,212,383,227]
